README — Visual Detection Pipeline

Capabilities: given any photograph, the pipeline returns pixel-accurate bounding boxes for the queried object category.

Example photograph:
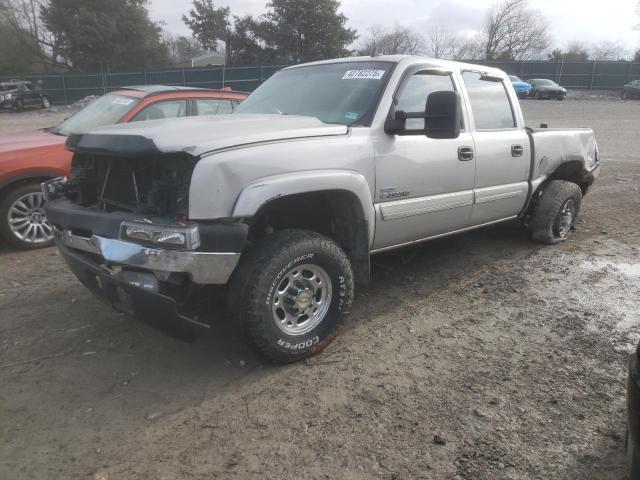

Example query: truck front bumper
[45,196,248,340]
[50,224,243,341]
[56,241,210,341]
[53,227,240,285]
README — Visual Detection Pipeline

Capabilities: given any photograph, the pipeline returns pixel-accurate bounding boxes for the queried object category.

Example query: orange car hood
[0,130,67,155]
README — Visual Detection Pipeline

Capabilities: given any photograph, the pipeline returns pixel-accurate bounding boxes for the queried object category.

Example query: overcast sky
[149,0,640,53]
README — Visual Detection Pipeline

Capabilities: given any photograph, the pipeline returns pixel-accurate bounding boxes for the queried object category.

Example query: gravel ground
[0,107,74,134]
[1,96,639,480]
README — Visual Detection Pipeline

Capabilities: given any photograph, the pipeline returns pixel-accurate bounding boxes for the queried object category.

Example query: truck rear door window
[462,72,515,130]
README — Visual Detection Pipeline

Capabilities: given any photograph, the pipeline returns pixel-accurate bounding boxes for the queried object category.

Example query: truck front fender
[232,170,376,247]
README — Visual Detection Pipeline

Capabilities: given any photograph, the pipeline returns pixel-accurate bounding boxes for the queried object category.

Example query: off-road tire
[228,229,354,363]
[14,99,24,112]
[0,182,54,250]
[530,180,582,245]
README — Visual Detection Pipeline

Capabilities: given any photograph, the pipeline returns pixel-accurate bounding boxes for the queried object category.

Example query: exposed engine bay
[61,151,198,217]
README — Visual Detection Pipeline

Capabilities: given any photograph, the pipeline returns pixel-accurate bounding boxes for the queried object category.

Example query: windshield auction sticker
[111,97,135,105]
[342,70,386,80]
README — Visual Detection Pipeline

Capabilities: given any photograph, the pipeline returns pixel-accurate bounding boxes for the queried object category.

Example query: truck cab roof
[285,55,506,78]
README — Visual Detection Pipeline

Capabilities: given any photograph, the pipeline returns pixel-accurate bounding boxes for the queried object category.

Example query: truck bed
[527,127,598,188]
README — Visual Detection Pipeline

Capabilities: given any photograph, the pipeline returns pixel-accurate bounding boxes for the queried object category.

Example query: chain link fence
[1,61,639,105]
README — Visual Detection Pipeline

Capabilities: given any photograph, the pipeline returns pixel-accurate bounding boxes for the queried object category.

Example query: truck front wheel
[530,180,582,245]
[228,229,354,363]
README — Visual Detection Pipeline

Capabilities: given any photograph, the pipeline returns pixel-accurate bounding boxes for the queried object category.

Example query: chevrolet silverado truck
[43,56,600,363]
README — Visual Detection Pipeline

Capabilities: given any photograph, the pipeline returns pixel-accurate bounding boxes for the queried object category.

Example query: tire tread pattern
[530,180,582,245]
[228,229,354,363]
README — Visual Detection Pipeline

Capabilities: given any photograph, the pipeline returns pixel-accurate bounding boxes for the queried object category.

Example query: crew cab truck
[44,56,600,363]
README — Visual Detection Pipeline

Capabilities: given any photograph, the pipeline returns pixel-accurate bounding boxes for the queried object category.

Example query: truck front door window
[396,72,456,131]
[462,72,515,130]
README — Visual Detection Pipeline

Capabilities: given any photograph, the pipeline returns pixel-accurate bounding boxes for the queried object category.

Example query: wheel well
[0,176,52,199]
[547,160,591,194]
[247,190,371,284]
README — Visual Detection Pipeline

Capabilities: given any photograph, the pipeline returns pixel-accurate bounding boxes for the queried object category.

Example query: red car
[0,85,247,249]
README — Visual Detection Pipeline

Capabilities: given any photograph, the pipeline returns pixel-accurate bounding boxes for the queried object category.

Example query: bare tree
[589,40,627,61]
[427,26,458,59]
[452,35,485,60]
[358,24,425,56]
[483,0,550,60]
[426,26,485,61]
[548,40,590,62]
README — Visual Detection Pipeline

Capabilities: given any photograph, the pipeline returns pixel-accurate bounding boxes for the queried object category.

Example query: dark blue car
[509,75,532,99]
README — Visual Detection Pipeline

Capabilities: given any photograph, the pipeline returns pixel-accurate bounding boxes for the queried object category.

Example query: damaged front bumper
[45,192,248,341]
[57,242,210,341]
[53,227,240,285]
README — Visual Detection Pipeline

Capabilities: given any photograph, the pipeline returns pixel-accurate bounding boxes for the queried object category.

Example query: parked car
[628,344,640,478]
[528,79,567,100]
[0,85,247,249]
[508,75,532,98]
[0,80,51,111]
[44,56,600,362]
[622,80,640,100]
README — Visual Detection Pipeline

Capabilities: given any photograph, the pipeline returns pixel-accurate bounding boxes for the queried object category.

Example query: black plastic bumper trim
[59,244,209,342]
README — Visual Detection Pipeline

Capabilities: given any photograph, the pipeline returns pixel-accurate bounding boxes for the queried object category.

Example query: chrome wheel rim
[556,199,576,238]
[271,264,332,336]
[8,192,53,244]
[42,97,50,108]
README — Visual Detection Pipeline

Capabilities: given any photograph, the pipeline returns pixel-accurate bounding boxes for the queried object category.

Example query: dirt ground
[1,97,639,480]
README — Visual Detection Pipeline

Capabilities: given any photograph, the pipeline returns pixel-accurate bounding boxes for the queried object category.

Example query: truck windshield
[53,94,140,135]
[236,62,394,126]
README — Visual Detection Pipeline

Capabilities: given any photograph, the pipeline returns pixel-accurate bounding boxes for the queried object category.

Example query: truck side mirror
[424,91,462,140]
[385,90,462,139]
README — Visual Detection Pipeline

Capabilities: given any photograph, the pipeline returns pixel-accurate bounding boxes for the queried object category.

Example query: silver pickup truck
[44,55,600,362]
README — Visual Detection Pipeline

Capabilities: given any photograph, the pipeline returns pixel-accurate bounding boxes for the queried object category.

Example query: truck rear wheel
[530,180,582,245]
[228,229,354,363]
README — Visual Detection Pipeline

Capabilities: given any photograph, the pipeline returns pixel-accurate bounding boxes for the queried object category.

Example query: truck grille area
[63,152,198,216]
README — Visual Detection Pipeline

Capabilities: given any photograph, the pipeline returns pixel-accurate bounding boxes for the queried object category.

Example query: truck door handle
[511,145,524,157]
[458,146,474,161]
